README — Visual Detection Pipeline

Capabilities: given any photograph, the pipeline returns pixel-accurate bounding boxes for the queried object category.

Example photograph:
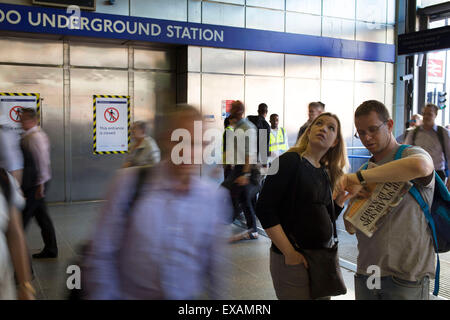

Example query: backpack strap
[121,167,151,247]
[408,182,441,296]
[125,166,151,218]
[394,144,441,296]
[437,126,448,176]
[412,127,419,145]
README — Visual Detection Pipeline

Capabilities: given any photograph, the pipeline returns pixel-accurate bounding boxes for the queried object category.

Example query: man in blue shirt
[84,105,231,299]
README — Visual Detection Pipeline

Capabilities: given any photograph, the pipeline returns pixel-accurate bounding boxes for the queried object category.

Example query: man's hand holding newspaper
[336,163,412,237]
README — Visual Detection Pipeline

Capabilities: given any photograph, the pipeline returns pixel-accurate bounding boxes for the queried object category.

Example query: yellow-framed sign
[0,92,40,131]
[93,95,130,155]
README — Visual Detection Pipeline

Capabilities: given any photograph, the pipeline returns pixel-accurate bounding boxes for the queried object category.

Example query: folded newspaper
[344,163,413,237]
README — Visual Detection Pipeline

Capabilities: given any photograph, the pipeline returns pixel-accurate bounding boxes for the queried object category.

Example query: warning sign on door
[93,95,130,154]
[0,93,40,132]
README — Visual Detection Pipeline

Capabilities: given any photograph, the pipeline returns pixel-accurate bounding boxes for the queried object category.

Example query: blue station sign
[0,3,395,63]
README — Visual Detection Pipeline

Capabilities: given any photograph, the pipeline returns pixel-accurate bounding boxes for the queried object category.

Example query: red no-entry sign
[104,107,119,123]
[9,106,23,122]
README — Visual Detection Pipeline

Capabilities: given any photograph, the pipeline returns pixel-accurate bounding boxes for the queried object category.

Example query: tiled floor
[25,201,356,300]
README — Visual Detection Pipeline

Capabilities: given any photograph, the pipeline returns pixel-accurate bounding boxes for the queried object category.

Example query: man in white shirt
[20,108,57,259]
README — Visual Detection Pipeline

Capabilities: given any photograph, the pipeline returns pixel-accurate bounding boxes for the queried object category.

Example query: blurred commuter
[395,121,410,143]
[404,104,449,187]
[84,105,231,299]
[268,114,289,163]
[0,123,23,184]
[225,101,260,242]
[297,102,325,142]
[397,114,422,143]
[410,113,423,129]
[19,108,57,259]
[0,169,35,299]
[222,116,235,180]
[256,112,348,300]
[338,100,435,300]
[122,121,160,168]
[247,103,271,166]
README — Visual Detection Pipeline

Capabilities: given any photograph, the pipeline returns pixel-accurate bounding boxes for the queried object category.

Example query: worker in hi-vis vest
[222,116,235,180]
[268,113,289,164]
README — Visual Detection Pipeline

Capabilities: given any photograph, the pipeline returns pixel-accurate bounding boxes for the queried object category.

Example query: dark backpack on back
[396,145,450,296]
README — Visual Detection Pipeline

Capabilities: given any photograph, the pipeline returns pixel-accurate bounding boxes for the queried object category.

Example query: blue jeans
[354,273,430,300]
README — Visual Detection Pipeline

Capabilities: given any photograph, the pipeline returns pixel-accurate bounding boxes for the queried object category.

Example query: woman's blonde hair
[288,112,349,188]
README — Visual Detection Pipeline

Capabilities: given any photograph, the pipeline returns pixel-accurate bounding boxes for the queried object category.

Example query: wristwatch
[356,170,367,186]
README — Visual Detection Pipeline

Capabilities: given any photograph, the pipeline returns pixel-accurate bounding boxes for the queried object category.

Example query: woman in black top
[256,112,348,300]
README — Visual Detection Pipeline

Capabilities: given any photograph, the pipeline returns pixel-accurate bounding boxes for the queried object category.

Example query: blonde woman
[256,112,348,300]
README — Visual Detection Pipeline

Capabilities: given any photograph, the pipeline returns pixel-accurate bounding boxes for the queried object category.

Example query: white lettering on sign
[0,6,225,44]
[6,10,20,24]
[166,25,224,42]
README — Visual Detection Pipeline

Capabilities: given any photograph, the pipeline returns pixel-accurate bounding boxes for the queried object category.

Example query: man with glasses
[338,100,435,300]
[404,104,450,189]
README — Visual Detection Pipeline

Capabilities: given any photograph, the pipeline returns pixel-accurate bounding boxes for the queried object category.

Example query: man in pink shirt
[20,108,57,259]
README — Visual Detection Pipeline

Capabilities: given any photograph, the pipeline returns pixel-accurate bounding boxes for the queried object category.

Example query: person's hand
[235,175,249,186]
[356,186,371,199]
[284,251,308,269]
[335,173,363,203]
[333,188,347,208]
[17,284,36,300]
[35,184,45,200]
[343,217,356,235]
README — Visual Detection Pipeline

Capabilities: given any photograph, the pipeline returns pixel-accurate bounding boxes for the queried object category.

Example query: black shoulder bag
[288,158,347,299]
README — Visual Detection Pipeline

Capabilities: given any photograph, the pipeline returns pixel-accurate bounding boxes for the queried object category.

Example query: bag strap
[394,144,441,296]
[323,171,338,244]
[120,166,152,249]
[125,166,151,219]
[285,153,303,251]
[438,126,448,172]
[408,183,441,296]
[412,127,419,145]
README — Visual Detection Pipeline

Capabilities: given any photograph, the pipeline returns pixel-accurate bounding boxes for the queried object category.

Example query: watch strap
[356,170,367,185]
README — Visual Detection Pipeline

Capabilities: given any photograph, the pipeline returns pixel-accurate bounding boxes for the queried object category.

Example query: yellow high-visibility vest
[269,127,288,152]
[222,126,234,164]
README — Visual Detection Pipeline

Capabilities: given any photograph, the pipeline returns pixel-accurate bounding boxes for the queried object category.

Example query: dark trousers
[223,165,233,181]
[231,183,259,233]
[22,183,58,255]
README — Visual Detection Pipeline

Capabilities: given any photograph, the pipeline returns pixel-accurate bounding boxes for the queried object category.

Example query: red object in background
[428,59,444,78]
[225,100,234,113]
[9,106,23,122]
[104,107,119,123]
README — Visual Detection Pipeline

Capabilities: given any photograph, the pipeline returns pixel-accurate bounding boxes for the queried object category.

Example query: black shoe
[32,250,58,259]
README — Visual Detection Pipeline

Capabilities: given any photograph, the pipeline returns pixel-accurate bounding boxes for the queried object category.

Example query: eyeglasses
[354,122,387,139]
